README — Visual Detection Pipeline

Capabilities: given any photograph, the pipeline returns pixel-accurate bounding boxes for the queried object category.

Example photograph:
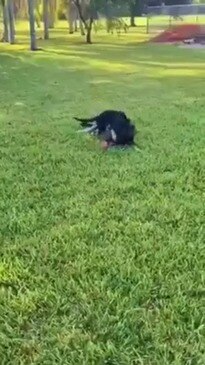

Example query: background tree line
[0,0,203,49]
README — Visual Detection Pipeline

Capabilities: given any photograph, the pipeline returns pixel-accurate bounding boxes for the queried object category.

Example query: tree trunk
[17,0,28,19]
[48,0,56,28]
[79,19,85,36]
[86,18,93,44]
[35,0,41,28]
[68,0,74,33]
[131,0,143,25]
[130,15,136,27]
[1,0,9,42]
[43,0,49,39]
[7,0,15,44]
[27,0,38,50]
[130,16,135,27]
[86,28,91,43]
[74,0,92,42]
[130,1,136,27]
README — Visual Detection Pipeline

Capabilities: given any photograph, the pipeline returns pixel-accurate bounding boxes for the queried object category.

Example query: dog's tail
[74,116,97,127]
[76,124,98,134]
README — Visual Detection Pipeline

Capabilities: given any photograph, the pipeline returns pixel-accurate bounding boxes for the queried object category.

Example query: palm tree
[43,0,49,39]
[1,0,15,43]
[27,0,38,50]
[7,0,15,43]
[48,0,57,28]
[1,0,9,42]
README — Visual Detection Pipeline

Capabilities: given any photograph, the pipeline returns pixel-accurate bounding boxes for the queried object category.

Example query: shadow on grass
[1,29,205,80]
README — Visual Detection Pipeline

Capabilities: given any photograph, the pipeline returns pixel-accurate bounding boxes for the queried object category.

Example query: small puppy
[74,110,136,147]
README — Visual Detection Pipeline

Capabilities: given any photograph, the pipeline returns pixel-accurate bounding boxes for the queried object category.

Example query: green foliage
[0,25,205,364]
[106,17,128,34]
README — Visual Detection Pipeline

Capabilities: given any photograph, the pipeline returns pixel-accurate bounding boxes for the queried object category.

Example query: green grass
[147,14,205,34]
[0,23,205,365]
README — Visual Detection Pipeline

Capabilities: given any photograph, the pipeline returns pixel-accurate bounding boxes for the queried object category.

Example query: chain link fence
[93,3,205,36]
[146,4,205,34]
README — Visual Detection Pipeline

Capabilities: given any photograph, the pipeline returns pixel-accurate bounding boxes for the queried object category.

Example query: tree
[43,0,49,38]
[48,0,57,28]
[67,0,76,33]
[14,0,28,19]
[27,0,38,50]
[73,0,98,43]
[1,0,15,43]
[130,0,136,26]
[35,0,42,28]
[129,0,144,27]
[7,0,15,43]
[109,0,143,28]
[1,0,9,42]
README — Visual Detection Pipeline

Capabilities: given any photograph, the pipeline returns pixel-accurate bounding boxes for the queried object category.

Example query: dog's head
[102,121,136,147]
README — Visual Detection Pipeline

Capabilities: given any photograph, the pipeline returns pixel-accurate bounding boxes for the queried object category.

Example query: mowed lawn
[0,24,205,364]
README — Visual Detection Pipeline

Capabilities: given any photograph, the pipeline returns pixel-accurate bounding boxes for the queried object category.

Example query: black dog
[74,110,136,147]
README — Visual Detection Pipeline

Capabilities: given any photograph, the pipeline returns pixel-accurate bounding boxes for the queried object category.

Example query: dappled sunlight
[133,60,205,69]
[1,46,205,79]
[0,43,29,52]
[89,79,112,85]
[159,68,205,77]
[0,19,149,52]
[1,21,205,80]
[80,57,137,73]
[46,47,100,56]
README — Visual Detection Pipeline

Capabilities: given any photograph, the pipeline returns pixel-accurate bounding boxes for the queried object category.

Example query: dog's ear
[121,111,128,119]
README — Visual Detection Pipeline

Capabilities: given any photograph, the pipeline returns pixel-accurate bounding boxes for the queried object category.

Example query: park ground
[0,22,205,364]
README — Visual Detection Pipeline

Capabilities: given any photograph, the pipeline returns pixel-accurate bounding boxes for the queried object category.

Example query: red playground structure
[150,24,205,43]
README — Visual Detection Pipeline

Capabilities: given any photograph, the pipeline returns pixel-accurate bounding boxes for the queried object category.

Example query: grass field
[0,23,205,365]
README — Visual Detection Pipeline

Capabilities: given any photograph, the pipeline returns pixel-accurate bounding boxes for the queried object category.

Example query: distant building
[165,0,192,4]
[147,0,193,5]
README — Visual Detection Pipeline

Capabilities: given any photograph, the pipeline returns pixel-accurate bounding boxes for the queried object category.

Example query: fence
[146,4,205,34]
